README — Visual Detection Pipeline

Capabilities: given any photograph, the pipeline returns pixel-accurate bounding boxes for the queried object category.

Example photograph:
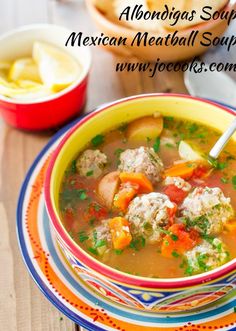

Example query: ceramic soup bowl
[45,94,236,312]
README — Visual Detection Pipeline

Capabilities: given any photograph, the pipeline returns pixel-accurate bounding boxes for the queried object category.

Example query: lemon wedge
[8,58,42,83]
[0,61,11,70]
[0,61,11,79]
[11,87,53,101]
[16,79,42,88]
[0,76,52,101]
[33,41,81,92]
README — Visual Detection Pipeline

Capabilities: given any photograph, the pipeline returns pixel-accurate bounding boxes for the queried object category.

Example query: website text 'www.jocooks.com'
[116,57,236,78]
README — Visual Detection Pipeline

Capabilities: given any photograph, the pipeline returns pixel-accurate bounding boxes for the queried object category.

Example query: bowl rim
[85,0,233,37]
[0,23,92,105]
[45,93,236,289]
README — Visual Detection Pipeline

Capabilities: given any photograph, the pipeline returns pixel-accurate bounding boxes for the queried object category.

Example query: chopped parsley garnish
[89,218,96,227]
[201,234,214,244]
[119,123,128,132]
[188,123,198,134]
[65,159,77,177]
[91,134,104,147]
[159,228,170,235]
[232,176,236,190]
[88,247,98,256]
[224,151,236,161]
[208,157,228,170]
[114,148,124,158]
[172,251,180,258]
[86,170,94,177]
[114,249,123,255]
[165,143,175,148]
[164,116,174,129]
[218,162,228,170]
[143,222,153,236]
[92,230,107,249]
[79,190,88,200]
[195,133,206,139]
[130,236,146,251]
[153,137,161,153]
[179,133,186,140]
[221,177,229,184]
[171,234,179,242]
[227,155,236,161]
[213,203,221,210]
[59,189,88,209]
[78,231,89,243]
[93,230,98,243]
[184,216,209,232]
[94,239,107,249]
[141,236,146,247]
[165,116,174,121]
[186,163,195,168]
[179,260,186,269]
[185,264,193,276]
[94,203,101,211]
[215,242,222,253]
[197,254,209,272]
[70,159,77,174]
[159,228,178,241]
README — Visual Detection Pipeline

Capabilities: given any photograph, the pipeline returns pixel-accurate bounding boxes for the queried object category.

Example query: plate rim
[16,116,107,331]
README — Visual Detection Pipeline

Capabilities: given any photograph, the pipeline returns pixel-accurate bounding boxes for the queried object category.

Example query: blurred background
[1,0,236,112]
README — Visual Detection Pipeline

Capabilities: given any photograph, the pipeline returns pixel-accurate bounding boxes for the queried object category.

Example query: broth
[59,116,236,278]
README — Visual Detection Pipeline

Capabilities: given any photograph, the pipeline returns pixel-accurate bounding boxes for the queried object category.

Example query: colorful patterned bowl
[0,24,91,131]
[45,94,236,313]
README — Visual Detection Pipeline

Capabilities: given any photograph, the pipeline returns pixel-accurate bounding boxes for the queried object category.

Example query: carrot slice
[113,185,138,212]
[119,172,153,193]
[109,217,132,250]
[224,220,236,234]
[113,173,153,212]
[161,224,199,258]
[164,162,197,180]
[167,203,177,225]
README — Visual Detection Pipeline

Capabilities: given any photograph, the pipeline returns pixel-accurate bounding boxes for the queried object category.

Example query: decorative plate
[17,106,236,331]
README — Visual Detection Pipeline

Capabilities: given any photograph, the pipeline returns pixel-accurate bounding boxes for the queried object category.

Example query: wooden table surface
[0,1,235,330]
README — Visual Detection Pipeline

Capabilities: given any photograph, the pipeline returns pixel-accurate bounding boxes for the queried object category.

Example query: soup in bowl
[45,94,236,312]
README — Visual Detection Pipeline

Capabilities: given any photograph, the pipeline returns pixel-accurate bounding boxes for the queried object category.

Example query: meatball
[125,192,175,244]
[76,149,107,178]
[181,187,234,235]
[118,147,164,184]
[184,238,229,275]
[164,176,192,192]
[89,220,112,256]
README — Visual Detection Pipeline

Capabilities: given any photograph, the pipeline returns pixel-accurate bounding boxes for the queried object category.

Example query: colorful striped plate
[17,107,236,331]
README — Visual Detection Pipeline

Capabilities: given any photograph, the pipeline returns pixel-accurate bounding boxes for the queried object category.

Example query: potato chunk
[126,115,163,141]
[97,171,120,208]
